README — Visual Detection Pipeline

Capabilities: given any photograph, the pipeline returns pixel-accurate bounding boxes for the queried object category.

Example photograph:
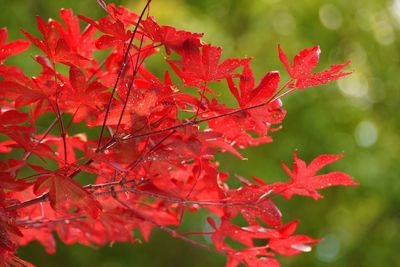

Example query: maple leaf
[209,216,286,266]
[0,65,57,109]
[267,220,319,256]
[0,193,27,267]
[41,133,89,166]
[21,16,86,65]
[94,208,138,244]
[19,227,56,254]
[60,65,109,122]
[278,44,351,89]
[49,9,97,59]
[240,220,319,256]
[0,159,30,191]
[34,173,102,218]
[10,188,58,254]
[0,212,21,254]
[79,7,131,50]
[0,108,28,125]
[141,16,203,54]
[194,59,285,150]
[208,217,254,251]
[0,117,58,162]
[0,28,29,63]
[106,3,139,28]
[226,186,282,228]
[169,43,244,89]
[227,59,280,107]
[203,94,285,149]
[0,112,60,162]
[272,151,358,199]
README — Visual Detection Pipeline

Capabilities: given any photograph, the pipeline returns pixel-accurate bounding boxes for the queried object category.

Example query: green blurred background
[1,0,399,266]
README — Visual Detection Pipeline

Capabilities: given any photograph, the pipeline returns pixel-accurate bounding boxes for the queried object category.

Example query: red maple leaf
[79,9,131,50]
[268,220,319,256]
[242,220,320,256]
[49,9,96,59]
[278,44,351,89]
[226,186,282,228]
[208,217,255,251]
[34,173,102,218]
[0,65,54,108]
[0,28,29,63]
[141,16,203,55]
[227,59,280,107]
[169,43,244,89]
[0,159,30,191]
[40,134,88,166]
[272,151,358,199]
[21,16,86,65]
[60,65,109,123]
[204,60,285,149]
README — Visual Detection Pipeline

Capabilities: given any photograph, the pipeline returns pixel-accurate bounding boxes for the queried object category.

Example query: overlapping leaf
[34,173,102,218]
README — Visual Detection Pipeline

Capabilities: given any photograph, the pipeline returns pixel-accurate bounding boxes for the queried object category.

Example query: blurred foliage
[1,0,399,266]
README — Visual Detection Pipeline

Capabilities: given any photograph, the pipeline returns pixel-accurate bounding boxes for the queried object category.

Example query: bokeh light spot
[338,73,369,98]
[390,0,400,25]
[316,234,341,262]
[372,16,395,45]
[355,120,378,147]
[273,11,296,35]
[319,4,343,30]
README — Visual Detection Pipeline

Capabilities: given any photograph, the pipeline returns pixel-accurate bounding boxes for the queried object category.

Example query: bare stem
[115,31,146,133]
[22,115,60,161]
[52,63,68,167]
[97,0,153,150]
[17,215,86,228]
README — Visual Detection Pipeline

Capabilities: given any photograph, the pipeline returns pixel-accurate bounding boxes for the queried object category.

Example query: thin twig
[97,0,153,150]
[115,30,147,133]
[22,116,59,161]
